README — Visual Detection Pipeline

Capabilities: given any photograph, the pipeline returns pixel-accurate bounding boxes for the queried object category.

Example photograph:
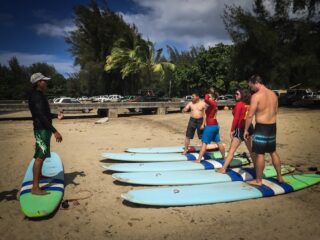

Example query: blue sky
[0,0,252,76]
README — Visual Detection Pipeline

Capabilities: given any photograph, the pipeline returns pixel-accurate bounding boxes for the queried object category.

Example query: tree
[105,38,176,95]
[223,0,320,89]
[66,0,142,95]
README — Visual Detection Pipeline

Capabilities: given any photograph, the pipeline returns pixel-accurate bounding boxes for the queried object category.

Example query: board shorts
[202,125,220,144]
[34,130,52,158]
[233,125,254,141]
[186,117,204,139]
[252,123,276,154]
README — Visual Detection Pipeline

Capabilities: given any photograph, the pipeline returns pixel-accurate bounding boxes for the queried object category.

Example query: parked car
[108,95,123,102]
[78,96,89,101]
[224,94,234,100]
[281,89,311,106]
[128,95,160,113]
[185,95,192,101]
[217,95,228,101]
[99,95,110,102]
[53,97,92,113]
[121,95,135,102]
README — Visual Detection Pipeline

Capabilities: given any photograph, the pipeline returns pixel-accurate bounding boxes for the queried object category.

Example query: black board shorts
[233,125,254,141]
[186,117,203,139]
[252,123,277,154]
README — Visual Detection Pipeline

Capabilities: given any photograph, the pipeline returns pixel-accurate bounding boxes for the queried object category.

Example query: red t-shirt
[204,94,218,126]
[231,101,249,131]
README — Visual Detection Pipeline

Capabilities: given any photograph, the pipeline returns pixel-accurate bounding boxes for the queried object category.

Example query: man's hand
[200,124,205,130]
[244,130,250,141]
[54,131,63,142]
[57,111,64,120]
[230,130,235,139]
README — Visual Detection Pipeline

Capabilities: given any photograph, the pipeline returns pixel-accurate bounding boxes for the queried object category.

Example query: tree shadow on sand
[0,189,19,202]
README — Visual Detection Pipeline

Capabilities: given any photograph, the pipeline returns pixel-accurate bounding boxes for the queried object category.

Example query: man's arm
[245,94,258,132]
[182,102,191,113]
[201,103,206,128]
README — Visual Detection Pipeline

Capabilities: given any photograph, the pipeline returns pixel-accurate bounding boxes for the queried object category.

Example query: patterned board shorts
[252,123,277,154]
[34,130,52,158]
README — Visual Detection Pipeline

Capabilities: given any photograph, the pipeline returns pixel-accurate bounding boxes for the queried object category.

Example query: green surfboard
[19,152,64,218]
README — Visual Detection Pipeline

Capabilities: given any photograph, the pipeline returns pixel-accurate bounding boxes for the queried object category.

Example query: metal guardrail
[0,100,236,111]
[0,100,236,118]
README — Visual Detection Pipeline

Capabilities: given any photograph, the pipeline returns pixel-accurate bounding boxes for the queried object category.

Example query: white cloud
[33,18,76,37]
[120,0,253,48]
[0,52,78,76]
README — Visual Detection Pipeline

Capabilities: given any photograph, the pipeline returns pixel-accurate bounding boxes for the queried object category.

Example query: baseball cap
[30,72,51,84]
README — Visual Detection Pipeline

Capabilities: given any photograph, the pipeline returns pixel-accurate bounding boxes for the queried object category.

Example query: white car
[108,95,123,102]
[53,97,91,113]
[54,97,81,104]
[78,96,88,101]
[99,95,110,102]
[185,95,192,101]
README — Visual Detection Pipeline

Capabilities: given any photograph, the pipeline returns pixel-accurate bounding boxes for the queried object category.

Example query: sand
[0,108,319,240]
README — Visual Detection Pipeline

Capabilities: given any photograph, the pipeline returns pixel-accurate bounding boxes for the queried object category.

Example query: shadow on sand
[65,171,86,187]
[0,189,19,202]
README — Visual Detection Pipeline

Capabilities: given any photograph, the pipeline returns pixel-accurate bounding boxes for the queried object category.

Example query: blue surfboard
[103,156,250,172]
[112,165,295,185]
[126,144,220,153]
[121,174,320,206]
[19,152,64,218]
[102,151,235,162]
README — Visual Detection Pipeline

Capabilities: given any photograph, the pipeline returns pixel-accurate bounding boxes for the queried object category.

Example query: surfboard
[121,174,320,206]
[102,151,235,162]
[20,152,64,218]
[112,165,295,185]
[126,143,220,154]
[103,156,250,172]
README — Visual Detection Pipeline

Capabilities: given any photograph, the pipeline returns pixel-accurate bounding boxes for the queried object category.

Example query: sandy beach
[0,108,319,240]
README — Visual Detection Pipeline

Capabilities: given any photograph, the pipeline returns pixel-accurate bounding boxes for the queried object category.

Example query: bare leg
[32,157,50,195]
[270,151,284,183]
[217,138,241,173]
[247,154,264,186]
[217,142,225,159]
[244,137,256,168]
[183,137,190,155]
[194,142,207,163]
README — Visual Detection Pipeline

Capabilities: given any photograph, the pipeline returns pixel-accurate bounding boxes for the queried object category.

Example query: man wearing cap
[28,72,63,195]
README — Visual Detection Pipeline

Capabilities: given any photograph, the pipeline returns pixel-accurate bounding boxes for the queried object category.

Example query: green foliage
[66,0,142,95]
[223,0,320,89]
[168,44,236,96]
[105,38,176,95]
[0,57,68,100]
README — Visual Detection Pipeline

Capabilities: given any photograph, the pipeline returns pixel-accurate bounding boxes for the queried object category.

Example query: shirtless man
[182,92,206,155]
[244,75,284,186]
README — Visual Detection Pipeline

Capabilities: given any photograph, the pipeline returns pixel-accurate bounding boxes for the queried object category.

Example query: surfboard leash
[60,190,93,210]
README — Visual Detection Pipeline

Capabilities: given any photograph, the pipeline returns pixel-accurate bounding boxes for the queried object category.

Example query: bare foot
[277,176,285,183]
[182,150,188,155]
[31,188,50,195]
[216,168,227,174]
[246,179,263,186]
[193,159,202,163]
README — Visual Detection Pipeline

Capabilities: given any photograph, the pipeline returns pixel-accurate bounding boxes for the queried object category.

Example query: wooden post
[157,107,167,115]
[108,108,118,118]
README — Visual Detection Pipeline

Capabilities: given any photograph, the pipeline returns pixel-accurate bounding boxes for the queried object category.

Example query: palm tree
[105,37,175,92]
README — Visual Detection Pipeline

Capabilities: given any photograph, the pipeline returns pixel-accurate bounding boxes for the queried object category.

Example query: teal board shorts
[34,130,52,158]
